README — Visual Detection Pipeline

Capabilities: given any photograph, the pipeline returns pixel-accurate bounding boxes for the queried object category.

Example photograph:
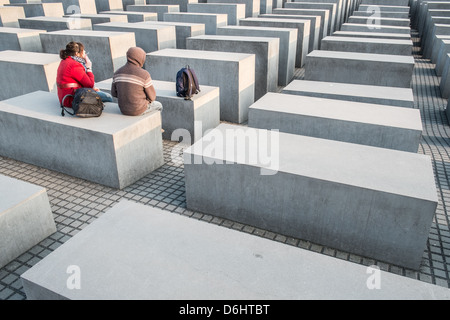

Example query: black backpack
[61,88,104,117]
[176,65,200,100]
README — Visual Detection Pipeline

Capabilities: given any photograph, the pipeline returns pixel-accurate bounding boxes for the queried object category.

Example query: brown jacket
[111,47,156,116]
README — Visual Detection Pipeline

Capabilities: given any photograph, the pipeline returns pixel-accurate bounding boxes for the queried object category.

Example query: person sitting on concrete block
[111,46,163,116]
[56,41,113,108]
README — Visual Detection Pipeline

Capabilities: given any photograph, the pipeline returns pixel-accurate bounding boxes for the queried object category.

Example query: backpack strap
[184,68,194,100]
[187,66,200,94]
[61,94,75,117]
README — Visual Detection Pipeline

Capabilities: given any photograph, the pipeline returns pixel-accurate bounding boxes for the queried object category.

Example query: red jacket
[56,57,95,108]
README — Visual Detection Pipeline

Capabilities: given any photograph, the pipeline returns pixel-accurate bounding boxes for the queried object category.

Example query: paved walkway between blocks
[0,30,449,300]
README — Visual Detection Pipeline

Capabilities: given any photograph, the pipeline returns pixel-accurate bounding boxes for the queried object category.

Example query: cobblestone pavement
[1,31,450,300]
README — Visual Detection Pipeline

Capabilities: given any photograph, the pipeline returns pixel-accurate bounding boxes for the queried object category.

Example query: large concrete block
[93,21,176,52]
[281,79,414,108]
[217,25,297,86]
[358,4,410,13]
[19,16,93,31]
[332,30,412,40]
[63,13,128,24]
[163,12,227,34]
[320,36,413,55]
[147,0,198,12]
[435,39,450,76]
[424,24,450,60]
[99,10,157,22]
[187,3,245,25]
[183,123,438,270]
[40,29,136,81]
[304,50,415,88]
[207,0,260,18]
[5,2,64,17]
[135,20,205,49]
[20,199,450,300]
[94,0,122,12]
[248,92,422,152]
[273,7,329,38]
[340,22,411,34]
[347,16,411,27]
[0,50,59,100]
[0,5,25,27]
[62,0,97,15]
[186,34,279,100]
[126,4,180,21]
[120,0,144,11]
[259,13,320,52]
[351,10,409,19]
[0,175,56,269]
[0,26,44,52]
[147,48,255,124]
[284,1,336,33]
[239,17,310,67]
[289,0,343,29]
[439,53,450,98]
[361,0,410,6]
[0,91,164,189]
[95,78,220,143]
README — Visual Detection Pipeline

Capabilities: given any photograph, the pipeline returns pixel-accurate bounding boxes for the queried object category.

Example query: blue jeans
[96,90,113,103]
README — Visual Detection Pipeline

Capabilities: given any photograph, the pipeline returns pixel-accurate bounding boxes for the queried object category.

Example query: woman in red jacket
[56,41,112,108]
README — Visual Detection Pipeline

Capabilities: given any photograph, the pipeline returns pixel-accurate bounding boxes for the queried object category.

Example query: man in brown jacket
[111,46,162,116]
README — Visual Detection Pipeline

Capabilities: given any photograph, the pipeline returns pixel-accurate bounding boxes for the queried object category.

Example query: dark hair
[59,41,81,60]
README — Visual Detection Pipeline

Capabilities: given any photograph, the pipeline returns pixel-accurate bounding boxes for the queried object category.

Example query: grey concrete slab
[120,0,144,11]
[260,0,271,14]
[248,92,422,152]
[126,4,180,21]
[351,10,410,19]
[0,5,25,27]
[5,2,64,17]
[0,174,56,269]
[273,7,330,37]
[0,26,45,52]
[0,50,59,100]
[361,0,410,6]
[0,91,164,189]
[187,3,246,25]
[332,30,412,40]
[135,20,205,49]
[358,4,411,13]
[347,15,411,27]
[62,0,97,15]
[259,13,320,52]
[184,123,438,270]
[146,48,255,124]
[93,21,176,53]
[94,0,122,12]
[435,39,450,76]
[217,25,297,86]
[439,53,450,98]
[20,199,450,299]
[423,24,450,60]
[304,50,415,88]
[147,0,198,12]
[340,22,411,34]
[96,78,220,143]
[163,12,228,35]
[186,34,279,100]
[282,79,415,108]
[207,0,261,18]
[284,1,336,33]
[63,13,128,25]
[19,16,93,32]
[320,36,413,55]
[239,17,310,67]
[430,35,450,64]
[99,10,158,22]
[286,0,342,30]
[40,29,135,81]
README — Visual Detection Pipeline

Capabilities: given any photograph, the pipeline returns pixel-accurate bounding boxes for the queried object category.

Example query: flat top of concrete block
[0,26,45,34]
[0,91,160,135]
[94,21,173,30]
[241,17,311,25]
[189,34,280,44]
[283,80,414,102]
[165,12,227,17]
[137,20,205,28]
[42,29,133,38]
[149,48,255,62]
[186,124,437,202]
[251,92,421,130]
[19,16,88,22]
[0,174,45,214]
[0,50,59,65]
[322,35,413,45]
[100,10,157,17]
[333,31,411,39]
[349,15,410,22]
[219,25,298,34]
[342,23,411,31]
[131,4,179,8]
[20,199,450,299]
[307,49,415,64]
